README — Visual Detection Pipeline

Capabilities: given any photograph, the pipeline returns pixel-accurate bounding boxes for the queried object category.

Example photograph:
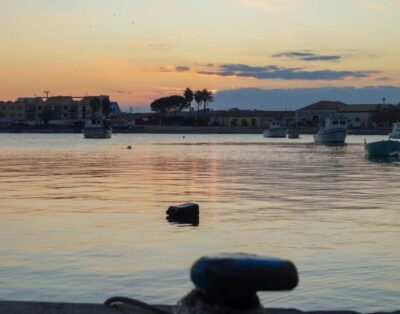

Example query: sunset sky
[1,0,399,109]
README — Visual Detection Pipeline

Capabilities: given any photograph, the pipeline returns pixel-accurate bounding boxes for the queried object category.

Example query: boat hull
[287,131,300,139]
[83,127,112,139]
[389,133,400,139]
[365,140,400,160]
[263,128,287,138]
[313,129,347,144]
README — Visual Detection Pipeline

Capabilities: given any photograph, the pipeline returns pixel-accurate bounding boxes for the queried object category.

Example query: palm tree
[194,90,202,112]
[183,88,194,109]
[201,89,214,113]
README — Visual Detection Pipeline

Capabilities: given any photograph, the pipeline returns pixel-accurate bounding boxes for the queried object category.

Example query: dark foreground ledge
[1,301,399,314]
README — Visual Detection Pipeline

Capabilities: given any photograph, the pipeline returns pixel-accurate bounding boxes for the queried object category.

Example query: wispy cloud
[175,66,191,72]
[197,64,378,81]
[159,66,191,73]
[231,0,305,12]
[273,51,341,62]
[111,90,133,95]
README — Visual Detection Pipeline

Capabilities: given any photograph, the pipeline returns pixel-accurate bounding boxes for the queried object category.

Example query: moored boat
[263,120,287,138]
[389,122,400,139]
[365,139,400,160]
[83,97,112,139]
[287,129,300,139]
[83,117,112,139]
[313,117,347,144]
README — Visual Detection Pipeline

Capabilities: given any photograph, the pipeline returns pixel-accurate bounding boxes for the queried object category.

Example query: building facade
[0,101,27,121]
[208,110,295,128]
[296,101,385,127]
[0,95,121,124]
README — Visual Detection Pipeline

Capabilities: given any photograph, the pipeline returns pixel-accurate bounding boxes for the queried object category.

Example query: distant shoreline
[0,126,391,135]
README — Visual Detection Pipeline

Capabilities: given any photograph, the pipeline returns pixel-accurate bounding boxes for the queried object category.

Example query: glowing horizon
[1,0,399,108]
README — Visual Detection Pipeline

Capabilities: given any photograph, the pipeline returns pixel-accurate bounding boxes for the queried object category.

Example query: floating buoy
[166,203,199,219]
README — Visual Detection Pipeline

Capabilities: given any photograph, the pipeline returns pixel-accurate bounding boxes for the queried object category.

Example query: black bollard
[176,253,298,313]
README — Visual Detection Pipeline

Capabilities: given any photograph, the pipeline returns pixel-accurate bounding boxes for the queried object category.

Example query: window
[355,117,361,122]
[340,120,346,125]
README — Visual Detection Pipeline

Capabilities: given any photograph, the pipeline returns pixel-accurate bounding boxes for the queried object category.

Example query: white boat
[313,117,348,144]
[389,122,400,139]
[287,129,300,139]
[83,116,112,139]
[263,121,287,138]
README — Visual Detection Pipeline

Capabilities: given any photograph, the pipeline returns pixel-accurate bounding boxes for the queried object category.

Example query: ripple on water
[0,134,399,312]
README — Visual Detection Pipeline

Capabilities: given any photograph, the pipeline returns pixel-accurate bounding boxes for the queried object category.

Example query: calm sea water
[0,133,399,312]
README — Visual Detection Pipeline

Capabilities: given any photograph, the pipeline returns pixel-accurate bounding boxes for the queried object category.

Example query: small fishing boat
[287,129,300,139]
[83,114,112,139]
[263,120,287,138]
[365,139,400,160]
[313,117,347,144]
[389,122,400,139]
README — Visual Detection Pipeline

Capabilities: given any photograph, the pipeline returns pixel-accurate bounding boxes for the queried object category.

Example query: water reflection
[0,134,399,312]
[166,216,200,227]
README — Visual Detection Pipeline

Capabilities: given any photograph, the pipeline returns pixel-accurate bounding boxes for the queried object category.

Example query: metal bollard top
[190,253,298,300]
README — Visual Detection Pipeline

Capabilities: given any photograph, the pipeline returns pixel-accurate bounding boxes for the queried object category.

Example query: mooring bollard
[176,253,298,314]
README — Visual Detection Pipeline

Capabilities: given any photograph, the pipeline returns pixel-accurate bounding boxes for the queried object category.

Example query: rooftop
[298,101,391,112]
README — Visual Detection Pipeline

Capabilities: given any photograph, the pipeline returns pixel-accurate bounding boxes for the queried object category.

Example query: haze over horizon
[1,0,400,109]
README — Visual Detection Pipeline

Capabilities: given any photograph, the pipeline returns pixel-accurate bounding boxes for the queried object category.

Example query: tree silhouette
[371,104,400,126]
[150,95,187,113]
[184,88,194,108]
[194,90,202,112]
[201,89,214,112]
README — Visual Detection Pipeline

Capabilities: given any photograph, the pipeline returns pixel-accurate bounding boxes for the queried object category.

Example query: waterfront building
[2,95,119,124]
[296,101,387,127]
[208,110,295,128]
[295,101,347,126]
[0,100,27,122]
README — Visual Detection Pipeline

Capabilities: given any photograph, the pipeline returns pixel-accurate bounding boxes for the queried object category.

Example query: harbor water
[0,134,399,312]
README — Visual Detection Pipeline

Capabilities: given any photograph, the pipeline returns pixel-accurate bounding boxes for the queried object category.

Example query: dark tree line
[371,104,400,126]
[150,88,214,114]
[150,95,188,113]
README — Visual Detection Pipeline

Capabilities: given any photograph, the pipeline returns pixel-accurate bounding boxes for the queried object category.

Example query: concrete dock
[1,301,399,314]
